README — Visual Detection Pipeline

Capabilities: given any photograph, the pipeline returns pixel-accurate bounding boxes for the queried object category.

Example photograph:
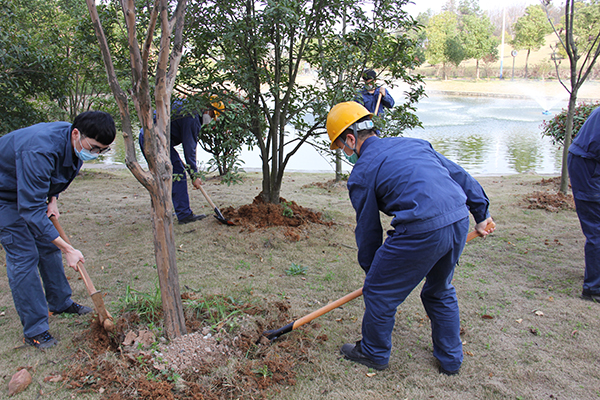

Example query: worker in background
[358,69,395,116]
[326,101,494,375]
[139,99,206,225]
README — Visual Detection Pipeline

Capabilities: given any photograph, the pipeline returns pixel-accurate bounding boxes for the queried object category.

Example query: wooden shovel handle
[466,220,496,242]
[49,215,96,294]
[374,90,383,115]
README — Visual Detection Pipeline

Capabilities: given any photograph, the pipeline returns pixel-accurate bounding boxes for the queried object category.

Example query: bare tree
[85,0,188,338]
[543,0,600,194]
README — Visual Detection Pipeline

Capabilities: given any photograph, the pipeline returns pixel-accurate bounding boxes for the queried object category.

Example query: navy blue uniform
[359,88,394,116]
[0,123,81,337]
[139,104,201,220]
[348,136,490,371]
[568,106,600,295]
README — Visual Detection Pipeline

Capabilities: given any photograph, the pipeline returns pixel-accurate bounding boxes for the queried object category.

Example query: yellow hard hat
[326,102,373,150]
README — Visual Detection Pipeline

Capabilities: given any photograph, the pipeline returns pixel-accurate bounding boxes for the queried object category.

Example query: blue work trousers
[572,197,600,293]
[361,217,469,371]
[139,131,193,221]
[170,146,193,220]
[0,204,72,337]
[568,154,600,294]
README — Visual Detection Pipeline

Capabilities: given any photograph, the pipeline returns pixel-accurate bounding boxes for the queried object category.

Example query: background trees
[0,0,119,135]
[181,0,424,204]
[511,5,552,79]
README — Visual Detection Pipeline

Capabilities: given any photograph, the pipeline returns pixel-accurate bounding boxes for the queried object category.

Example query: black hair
[338,115,376,144]
[362,69,376,81]
[72,111,116,145]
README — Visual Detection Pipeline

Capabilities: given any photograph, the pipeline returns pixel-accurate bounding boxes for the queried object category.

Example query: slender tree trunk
[525,49,530,79]
[559,92,577,194]
[86,0,187,338]
[335,149,342,182]
[476,59,480,80]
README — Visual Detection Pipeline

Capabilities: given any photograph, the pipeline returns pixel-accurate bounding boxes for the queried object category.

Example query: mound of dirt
[222,196,333,230]
[522,177,576,212]
[62,295,322,400]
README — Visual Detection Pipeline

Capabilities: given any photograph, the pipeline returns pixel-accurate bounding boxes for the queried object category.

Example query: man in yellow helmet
[327,102,494,374]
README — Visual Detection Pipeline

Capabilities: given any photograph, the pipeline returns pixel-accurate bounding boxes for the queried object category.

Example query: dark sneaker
[581,290,600,302]
[178,214,207,225]
[340,340,388,370]
[24,331,57,349]
[439,365,460,376]
[55,302,93,315]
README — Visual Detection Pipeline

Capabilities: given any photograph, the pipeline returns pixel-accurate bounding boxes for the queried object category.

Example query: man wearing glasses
[0,111,116,349]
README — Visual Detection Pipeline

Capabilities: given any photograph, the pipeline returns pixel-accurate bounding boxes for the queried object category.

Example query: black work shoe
[55,302,93,315]
[24,331,58,349]
[581,290,600,302]
[439,365,460,376]
[178,214,207,225]
[340,340,388,370]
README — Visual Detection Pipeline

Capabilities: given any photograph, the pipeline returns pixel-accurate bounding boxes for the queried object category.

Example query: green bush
[541,102,600,145]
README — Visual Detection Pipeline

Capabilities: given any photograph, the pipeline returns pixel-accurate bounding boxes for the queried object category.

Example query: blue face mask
[75,137,99,162]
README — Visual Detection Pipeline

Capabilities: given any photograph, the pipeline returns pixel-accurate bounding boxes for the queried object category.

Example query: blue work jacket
[359,88,395,116]
[348,136,490,270]
[569,106,600,201]
[0,122,81,242]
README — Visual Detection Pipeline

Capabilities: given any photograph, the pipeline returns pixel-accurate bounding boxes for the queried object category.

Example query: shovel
[263,221,496,341]
[50,216,115,332]
[197,185,235,226]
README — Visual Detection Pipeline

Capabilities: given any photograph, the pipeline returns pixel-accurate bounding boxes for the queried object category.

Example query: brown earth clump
[222,196,333,230]
[62,294,320,400]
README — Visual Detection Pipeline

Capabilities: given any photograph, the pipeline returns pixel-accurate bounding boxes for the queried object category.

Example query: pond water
[99,92,567,176]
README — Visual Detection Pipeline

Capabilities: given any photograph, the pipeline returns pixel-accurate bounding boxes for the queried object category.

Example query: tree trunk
[335,149,342,182]
[525,49,530,79]
[148,184,186,337]
[475,59,480,80]
[86,0,187,338]
[559,91,577,194]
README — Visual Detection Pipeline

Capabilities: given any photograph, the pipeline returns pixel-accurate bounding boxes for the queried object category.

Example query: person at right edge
[326,102,495,375]
[568,106,600,303]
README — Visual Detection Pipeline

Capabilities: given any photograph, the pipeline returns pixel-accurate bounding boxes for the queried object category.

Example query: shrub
[541,102,600,145]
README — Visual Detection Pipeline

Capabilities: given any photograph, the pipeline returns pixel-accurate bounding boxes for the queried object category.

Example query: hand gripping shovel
[50,216,115,332]
[197,185,235,226]
[263,221,496,341]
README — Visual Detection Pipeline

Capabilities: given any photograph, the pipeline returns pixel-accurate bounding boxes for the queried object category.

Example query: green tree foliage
[196,101,254,178]
[460,14,498,79]
[181,0,424,204]
[511,5,552,78]
[425,11,461,79]
[0,0,64,134]
[0,0,122,135]
[541,102,600,145]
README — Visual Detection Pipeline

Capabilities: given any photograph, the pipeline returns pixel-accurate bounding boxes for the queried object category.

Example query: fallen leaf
[515,318,523,324]
[465,350,474,356]
[366,372,376,377]
[489,372,494,378]
[534,310,544,316]
[481,314,494,319]
[44,375,62,383]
